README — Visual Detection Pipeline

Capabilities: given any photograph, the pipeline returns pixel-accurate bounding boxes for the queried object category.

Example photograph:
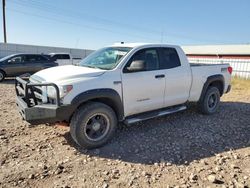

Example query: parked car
[15,43,232,149]
[0,53,58,82]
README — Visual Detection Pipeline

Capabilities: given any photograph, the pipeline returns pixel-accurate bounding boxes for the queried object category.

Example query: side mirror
[7,59,13,63]
[126,60,146,72]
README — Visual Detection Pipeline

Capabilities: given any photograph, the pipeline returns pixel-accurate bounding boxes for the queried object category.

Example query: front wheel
[0,71,5,82]
[198,87,221,115]
[70,102,117,149]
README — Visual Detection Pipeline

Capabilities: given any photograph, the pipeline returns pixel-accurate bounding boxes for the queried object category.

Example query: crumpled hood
[30,65,106,82]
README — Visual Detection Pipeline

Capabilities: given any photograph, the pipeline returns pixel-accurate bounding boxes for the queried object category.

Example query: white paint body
[32,44,232,118]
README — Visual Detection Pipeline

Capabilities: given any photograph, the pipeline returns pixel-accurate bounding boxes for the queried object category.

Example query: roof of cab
[111,42,180,49]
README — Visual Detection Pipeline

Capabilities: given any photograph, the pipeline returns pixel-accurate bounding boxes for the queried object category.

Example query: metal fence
[188,57,250,79]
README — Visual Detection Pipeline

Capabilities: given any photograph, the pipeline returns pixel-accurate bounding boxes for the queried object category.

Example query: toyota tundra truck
[15,43,232,149]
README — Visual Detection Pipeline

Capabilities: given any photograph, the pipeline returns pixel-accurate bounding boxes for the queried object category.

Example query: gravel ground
[0,78,249,188]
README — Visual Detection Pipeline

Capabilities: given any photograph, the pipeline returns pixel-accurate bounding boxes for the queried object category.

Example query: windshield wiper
[82,65,97,69]
[82,65,108,70]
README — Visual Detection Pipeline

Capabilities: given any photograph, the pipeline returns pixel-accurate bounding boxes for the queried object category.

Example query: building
[0,42,94,60]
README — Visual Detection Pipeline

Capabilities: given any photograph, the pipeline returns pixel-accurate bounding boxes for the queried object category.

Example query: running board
[124,105,187,125]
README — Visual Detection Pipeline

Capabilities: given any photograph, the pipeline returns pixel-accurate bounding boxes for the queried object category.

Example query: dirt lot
[0,78,249,188]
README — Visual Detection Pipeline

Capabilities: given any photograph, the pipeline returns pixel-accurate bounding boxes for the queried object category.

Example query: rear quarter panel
[189,64,231,102]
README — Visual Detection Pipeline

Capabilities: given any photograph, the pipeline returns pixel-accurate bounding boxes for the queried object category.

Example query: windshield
[0,54,16,62]
[79,47,132,70]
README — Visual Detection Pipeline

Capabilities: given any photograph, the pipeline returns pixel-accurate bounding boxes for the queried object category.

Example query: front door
[121,48,166,116]
[4,55,26,76]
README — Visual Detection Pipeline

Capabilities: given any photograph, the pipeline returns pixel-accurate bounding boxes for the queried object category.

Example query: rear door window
[36,55,48,61]
[159,48,181,69]
[24,55,47,63]
[61,54,70,59]
[52,54,70,60]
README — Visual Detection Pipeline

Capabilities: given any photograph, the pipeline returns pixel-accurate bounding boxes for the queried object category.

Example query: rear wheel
[0,70,5,82]
[70,102,117,149]
[198,87,220,114]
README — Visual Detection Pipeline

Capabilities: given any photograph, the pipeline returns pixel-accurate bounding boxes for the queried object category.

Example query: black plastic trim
[71,88,124,121]
[199,74,225,102]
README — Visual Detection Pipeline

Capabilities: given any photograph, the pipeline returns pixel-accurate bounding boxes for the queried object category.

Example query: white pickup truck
[16,43,232,149]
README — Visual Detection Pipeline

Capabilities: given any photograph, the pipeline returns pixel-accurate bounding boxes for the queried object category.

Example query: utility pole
[2,0,7,43]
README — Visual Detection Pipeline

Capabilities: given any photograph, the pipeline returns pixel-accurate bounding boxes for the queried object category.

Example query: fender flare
[199,74,225,102]
[71,88,124,121]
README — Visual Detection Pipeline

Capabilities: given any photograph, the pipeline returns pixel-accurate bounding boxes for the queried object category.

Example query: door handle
[155,74,165,79]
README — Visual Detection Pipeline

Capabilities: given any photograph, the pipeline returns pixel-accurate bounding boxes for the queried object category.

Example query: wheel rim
[207,92,218,110]
[84,113,110,141]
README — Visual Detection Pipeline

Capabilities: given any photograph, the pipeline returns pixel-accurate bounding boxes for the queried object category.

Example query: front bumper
[15,76,75,125]
[16,96,74,124]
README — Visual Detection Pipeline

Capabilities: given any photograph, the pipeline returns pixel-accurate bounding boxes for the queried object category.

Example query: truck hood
[30,65,106,82]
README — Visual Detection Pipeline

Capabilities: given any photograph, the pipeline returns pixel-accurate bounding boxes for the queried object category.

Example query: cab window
[124,48,159,72]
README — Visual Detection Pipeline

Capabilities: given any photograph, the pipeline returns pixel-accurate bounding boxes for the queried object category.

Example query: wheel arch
[199,74,225,102]
[0,69,6,81]
[0,69,6,76]
[70,88,124,121]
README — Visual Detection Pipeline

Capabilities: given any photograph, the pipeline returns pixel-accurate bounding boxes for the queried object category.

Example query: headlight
[47,85,73,98]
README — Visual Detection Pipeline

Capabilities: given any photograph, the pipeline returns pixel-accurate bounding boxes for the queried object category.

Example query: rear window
[25,55,48,62]
[53,54,70,60]
[160,48,181,69]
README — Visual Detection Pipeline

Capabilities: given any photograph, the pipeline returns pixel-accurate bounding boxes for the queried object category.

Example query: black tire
[0,70,5,82]
[198,86,220,115]
[70,102,117,149]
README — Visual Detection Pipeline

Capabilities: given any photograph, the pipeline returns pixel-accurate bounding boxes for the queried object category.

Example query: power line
[7,0,228,44]
[9,0,160,36]
[8,0,219,43]
[6,7,157,41]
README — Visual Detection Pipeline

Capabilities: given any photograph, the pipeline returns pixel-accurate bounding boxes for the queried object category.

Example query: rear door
[24,55,51,73]
[121,48,166,116]
[23,55,41,73]
[159,48,191,107]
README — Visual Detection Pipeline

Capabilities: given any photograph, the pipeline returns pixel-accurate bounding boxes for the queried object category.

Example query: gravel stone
[0,78,249,187]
